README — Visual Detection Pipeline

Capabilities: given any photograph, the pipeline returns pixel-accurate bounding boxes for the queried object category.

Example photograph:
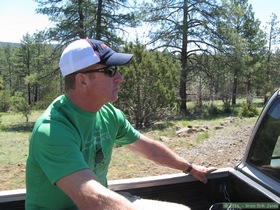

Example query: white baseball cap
[59,39,133,77]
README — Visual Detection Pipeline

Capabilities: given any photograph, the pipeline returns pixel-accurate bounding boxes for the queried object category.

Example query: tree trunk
[179,66,187,111]
[34,85,38,103]
[27,50,31,105]
[28,84,31,105]
[96,0,103,40]
[232,75,237,106]
[78,0,86,38]
[179,0,189,112]
[198,77,202,108]
[246,74,251,104]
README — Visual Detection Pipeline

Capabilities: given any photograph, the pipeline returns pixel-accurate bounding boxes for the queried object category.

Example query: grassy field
[0,111,42,190]
[0,100,264,191]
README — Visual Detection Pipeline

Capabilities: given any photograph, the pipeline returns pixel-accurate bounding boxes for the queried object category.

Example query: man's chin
[110,96,119,103]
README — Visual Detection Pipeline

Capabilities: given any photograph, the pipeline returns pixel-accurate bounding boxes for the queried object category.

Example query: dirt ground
[108,117,257,180]
[1,117,256,191]
[176,117,255,169]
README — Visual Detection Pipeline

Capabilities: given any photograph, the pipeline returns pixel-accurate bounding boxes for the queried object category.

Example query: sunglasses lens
[107,67,117,77]
[84,66,117,77]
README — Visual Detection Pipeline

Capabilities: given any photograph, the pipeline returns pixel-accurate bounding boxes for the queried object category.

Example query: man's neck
[65,92,104,113]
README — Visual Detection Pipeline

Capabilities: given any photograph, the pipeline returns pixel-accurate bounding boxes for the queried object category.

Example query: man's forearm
[127,134,190,171]
[127,134,217,183]
[77,184,136,210]
[56,169,136,210]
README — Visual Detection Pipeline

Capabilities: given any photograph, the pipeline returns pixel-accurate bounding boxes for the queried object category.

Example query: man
[25,38,216,210]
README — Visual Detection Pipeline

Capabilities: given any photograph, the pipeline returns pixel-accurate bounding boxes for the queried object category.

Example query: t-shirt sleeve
[114,109,140,146]
[31,121,90,185]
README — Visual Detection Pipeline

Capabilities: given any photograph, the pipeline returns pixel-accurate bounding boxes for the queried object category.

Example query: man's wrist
[183,162,193,174]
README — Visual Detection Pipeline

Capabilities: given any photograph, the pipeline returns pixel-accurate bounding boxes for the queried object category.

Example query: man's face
[82,64,124,104]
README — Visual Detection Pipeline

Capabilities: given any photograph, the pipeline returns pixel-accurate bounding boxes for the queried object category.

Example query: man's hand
[189,164,217,183]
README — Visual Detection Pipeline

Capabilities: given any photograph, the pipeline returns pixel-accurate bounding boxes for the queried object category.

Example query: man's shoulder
[101,103,126,122]
[102,103,121,113]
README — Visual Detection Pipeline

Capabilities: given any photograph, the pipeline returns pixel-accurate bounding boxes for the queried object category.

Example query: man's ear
[76,73,87,86]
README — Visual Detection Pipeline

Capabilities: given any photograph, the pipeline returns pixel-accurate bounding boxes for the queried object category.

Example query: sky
[0,0,279,43]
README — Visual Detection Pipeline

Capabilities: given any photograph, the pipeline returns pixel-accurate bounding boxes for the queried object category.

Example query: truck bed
[1,168,278,210]
[110,168,279,210]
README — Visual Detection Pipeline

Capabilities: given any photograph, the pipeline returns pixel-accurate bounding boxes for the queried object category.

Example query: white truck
[1,90,280,210]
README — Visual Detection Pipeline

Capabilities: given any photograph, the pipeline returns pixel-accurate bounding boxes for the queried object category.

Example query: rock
[215,126,224,130]
[159,136,172,142]
[177,132,191,137]
[175,126,181,131]
[176,127,195,135]
[199,128,208,132]
[224,117,235,123]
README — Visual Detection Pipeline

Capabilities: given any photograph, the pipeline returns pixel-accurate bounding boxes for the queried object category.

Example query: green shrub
[239,102,258,117]
[10,91,31,122]
[0,90,10,112]
[0,124,5,131]
[207,105,220,115]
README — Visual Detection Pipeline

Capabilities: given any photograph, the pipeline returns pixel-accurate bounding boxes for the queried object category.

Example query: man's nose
[114,71,124,82]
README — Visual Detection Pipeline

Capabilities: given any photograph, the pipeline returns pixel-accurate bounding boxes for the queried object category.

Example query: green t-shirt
[25,95,140,210]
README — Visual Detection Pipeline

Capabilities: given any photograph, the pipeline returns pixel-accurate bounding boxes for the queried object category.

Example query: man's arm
[56,169,136,210]
[126,134,217,183]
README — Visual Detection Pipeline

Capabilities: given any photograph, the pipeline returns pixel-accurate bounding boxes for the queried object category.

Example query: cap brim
[104,53,133,66]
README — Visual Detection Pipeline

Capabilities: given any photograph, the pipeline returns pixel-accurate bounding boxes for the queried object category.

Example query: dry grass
[0,112,38,190]
[0,109,258,191]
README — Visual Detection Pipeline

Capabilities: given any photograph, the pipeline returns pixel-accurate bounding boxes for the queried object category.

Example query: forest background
[1,0,280,127]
